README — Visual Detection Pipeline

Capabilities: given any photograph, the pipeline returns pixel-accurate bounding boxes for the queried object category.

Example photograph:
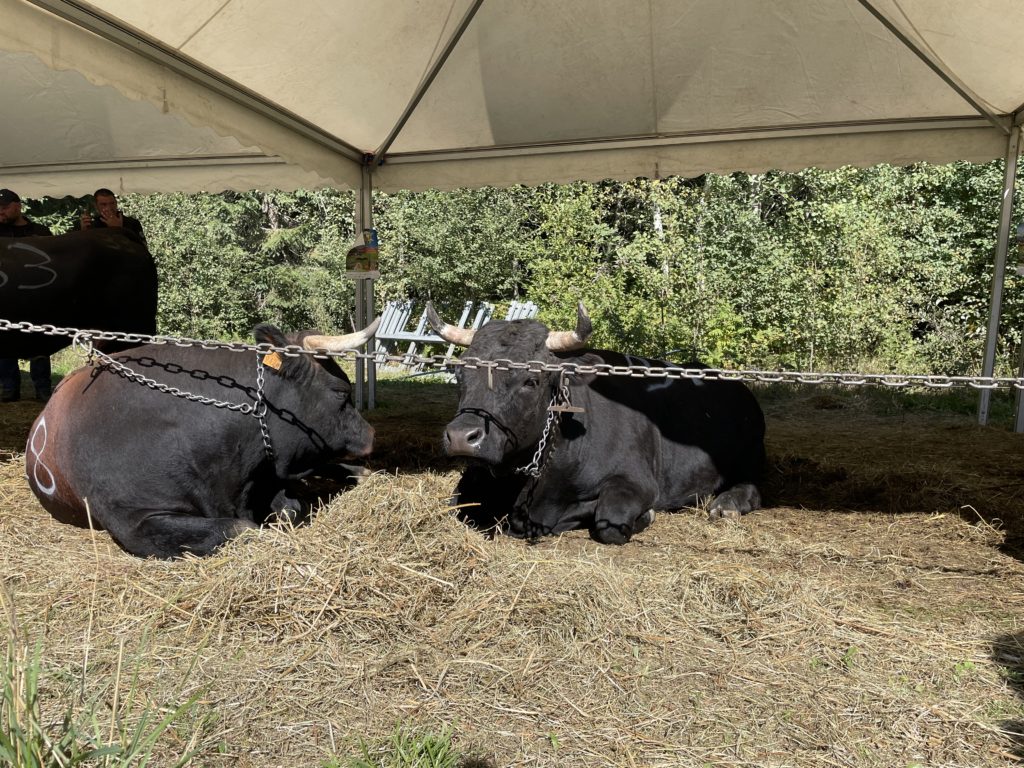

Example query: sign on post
[345,228,380,279]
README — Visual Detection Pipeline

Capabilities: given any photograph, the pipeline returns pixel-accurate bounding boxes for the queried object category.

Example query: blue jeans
[0,357,52,400]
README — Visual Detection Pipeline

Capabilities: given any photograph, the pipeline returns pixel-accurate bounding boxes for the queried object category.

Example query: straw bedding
[0,381,1022,767]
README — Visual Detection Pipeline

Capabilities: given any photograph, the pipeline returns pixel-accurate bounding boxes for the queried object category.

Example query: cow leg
[451,466,525,534]
[708,482,761,521]
[592,478,657,545]
[310,462,372,485]
[268,487,308,525]
[102,511,258,559]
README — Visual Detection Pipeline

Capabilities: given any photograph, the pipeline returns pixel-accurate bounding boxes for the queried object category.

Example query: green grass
[754,380,1018,423]
[0,591,204,767]
[330,724,463,768]
[50,348,86,378]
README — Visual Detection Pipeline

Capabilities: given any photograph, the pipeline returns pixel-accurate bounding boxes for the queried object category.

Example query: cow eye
[522,377,540,389]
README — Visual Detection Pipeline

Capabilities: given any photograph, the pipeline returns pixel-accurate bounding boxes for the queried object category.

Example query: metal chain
[253,356,276,462]
[5,317,1024,391]
[86,342,276,461]
[515,381,572,478]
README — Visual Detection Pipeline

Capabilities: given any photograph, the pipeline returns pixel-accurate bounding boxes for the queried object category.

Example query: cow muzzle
[443,410,517,462]
[444,424,485,456]
[346,424,375,459]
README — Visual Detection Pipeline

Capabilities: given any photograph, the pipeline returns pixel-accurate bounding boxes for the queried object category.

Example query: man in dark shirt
[0,188,52,238]
[0,189,54,402]
[75,187,147,247]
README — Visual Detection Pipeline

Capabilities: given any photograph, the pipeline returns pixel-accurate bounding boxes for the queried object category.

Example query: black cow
[0,230,158,358]
[24,320,379,559]
[428,303,765,544]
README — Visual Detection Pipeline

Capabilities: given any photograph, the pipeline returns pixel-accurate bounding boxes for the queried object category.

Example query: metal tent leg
[354,162,377,410]
[978,125,1020,426]
[1016,306,1024,432]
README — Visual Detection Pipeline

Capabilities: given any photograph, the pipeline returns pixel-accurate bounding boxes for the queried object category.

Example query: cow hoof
[340,462,372,481]
[708,484,760,521]
[633,509,656,534]
[269,508,299,526]
[592,520,631,545]
[709,506,741,521]
[268,487,310,526]
[230,519,260,539]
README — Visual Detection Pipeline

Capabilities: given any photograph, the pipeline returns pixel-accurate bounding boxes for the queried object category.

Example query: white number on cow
[28,417,57,496]
[8,243,58,290]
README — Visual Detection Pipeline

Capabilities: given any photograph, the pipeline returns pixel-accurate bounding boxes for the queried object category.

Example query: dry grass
[0,380,1023,767]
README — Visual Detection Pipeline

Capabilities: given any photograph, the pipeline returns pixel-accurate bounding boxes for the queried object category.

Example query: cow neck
[84,343,277,463]
[514,374,581,478]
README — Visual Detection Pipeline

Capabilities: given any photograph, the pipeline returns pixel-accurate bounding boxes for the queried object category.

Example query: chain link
[4,317,1024,391]
[515,381,572,478]
[86,343,276,461]
[253,356,276,462]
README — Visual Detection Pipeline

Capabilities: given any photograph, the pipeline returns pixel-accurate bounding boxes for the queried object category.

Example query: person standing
[75,187,147,247]
[0,188,54,402]
[0,188,51,238]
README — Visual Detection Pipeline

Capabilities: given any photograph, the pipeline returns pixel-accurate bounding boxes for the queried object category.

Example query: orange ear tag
[262,351,283,370]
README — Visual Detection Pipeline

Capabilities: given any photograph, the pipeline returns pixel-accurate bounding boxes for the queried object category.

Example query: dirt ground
[0,378,1022,767]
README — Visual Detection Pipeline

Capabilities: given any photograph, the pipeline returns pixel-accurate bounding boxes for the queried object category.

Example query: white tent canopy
[3,0,1024,196]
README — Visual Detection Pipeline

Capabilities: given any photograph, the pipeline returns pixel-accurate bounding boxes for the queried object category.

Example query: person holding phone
[76,188,147,247]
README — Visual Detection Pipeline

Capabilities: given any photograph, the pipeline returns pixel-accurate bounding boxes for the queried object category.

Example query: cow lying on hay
[427,302,766,544]
[25,320,379,559]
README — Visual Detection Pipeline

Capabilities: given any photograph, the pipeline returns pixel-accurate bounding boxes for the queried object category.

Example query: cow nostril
[445,426,484,454]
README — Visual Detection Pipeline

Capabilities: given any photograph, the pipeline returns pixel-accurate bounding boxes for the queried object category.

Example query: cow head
[427,303,593,467]
[252,318,380,469]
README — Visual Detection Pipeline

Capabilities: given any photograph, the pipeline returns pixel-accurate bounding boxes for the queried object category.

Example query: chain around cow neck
[514,378,575,478]
[252,356,276,462]
[80,337,277,463]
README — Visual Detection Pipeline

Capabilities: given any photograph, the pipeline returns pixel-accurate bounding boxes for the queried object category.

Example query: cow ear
[558,351,603,386]
[253,324,311,380]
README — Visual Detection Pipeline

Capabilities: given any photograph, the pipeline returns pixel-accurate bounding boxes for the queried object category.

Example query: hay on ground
[0,381,1022,767]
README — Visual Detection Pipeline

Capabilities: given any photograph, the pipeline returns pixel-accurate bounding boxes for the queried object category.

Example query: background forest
[28,161,1024,376]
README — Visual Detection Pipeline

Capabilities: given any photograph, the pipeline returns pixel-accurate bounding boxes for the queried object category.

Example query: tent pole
[354,161,377,410]
[366,174,376,411]
[978,125,1020,425]
[1017,328,1024,433]
[1016,258,1024,432]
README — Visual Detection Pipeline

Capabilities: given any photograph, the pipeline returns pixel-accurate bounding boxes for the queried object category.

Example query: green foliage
[23,195,85,235]
[511,165,1022,374]
[19,161,1024,378]
[128,189,358,338]
[374,187,533,314]
[952,660,977,682]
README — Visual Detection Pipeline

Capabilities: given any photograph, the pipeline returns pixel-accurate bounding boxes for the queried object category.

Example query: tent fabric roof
[2,0,1023,196]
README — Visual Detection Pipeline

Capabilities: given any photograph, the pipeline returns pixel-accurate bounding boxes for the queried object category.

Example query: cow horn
[302,316,381,352]
[426,301,476,347]
[545,302,592,352]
